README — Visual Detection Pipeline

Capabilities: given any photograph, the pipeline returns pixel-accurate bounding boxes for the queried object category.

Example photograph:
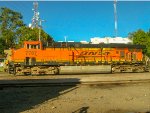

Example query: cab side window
[26,44,40,49]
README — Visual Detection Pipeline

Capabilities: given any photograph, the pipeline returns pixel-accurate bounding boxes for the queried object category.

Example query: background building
[90,37,132,44]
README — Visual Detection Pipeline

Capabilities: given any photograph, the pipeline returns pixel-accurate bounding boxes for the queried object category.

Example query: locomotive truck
[3,41,149,75]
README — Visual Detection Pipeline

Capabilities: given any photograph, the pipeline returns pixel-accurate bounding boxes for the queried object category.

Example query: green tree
[129,29,150,57]
[0,38,5,54]
[146,30,150,57]
[16,26,53,48]
[0,7,24,49]
[0,7,53,54]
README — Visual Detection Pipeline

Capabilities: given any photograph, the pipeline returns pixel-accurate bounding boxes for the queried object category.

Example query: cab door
[25,57,36,65]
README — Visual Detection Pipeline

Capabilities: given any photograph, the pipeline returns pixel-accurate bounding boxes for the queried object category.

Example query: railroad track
[1,78,150,88]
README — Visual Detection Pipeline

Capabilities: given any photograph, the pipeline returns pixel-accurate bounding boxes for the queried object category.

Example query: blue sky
[1,1,150,41]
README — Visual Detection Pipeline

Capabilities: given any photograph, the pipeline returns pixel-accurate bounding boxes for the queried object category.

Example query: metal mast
[30,2,45,41]
[114,0,118,38]
[31,2,39,28]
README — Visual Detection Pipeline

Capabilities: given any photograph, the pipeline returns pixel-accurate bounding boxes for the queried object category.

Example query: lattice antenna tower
[114,0,118,38]
[31,2,40,28]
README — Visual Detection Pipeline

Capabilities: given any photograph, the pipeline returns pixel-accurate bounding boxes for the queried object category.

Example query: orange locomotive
[5,41,148,75]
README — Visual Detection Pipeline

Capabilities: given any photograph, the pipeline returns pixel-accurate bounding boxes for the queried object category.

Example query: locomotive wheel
[53,67,59,75]
[13,67,16,75]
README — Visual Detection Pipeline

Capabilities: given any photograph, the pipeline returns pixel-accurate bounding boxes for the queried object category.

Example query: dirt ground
[0,72,150,113]
[24,83,150,113]
[0,80,150,113]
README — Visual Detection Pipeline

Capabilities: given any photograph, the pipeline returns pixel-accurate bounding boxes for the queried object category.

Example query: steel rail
[0,79,150,88]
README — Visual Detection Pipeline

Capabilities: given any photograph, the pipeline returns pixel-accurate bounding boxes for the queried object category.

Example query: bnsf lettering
[80,51,88,55]
[80,51,102,56]
[88,52,97,55]
[26,51,37,56]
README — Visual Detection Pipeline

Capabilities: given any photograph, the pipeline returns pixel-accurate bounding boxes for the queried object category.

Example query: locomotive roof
[47,42,145,49]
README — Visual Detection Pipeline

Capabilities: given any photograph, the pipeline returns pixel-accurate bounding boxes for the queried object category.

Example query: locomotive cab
[24,41,42,50]
[24,41,43,65]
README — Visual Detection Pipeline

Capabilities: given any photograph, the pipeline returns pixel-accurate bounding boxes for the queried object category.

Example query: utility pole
[64,36,67,46]
[64,36,67,42]
[39,19,45,41]
[114,0,118,38]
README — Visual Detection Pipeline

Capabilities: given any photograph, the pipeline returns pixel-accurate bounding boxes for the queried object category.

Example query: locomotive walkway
[0,72,150,88]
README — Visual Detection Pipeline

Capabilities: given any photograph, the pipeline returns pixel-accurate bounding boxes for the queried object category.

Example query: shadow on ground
[72,106,89,113]
[0,78,80,113]
[105,109,150,113]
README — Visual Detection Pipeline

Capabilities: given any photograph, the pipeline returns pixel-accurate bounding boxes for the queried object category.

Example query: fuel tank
[59,65,112,74]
